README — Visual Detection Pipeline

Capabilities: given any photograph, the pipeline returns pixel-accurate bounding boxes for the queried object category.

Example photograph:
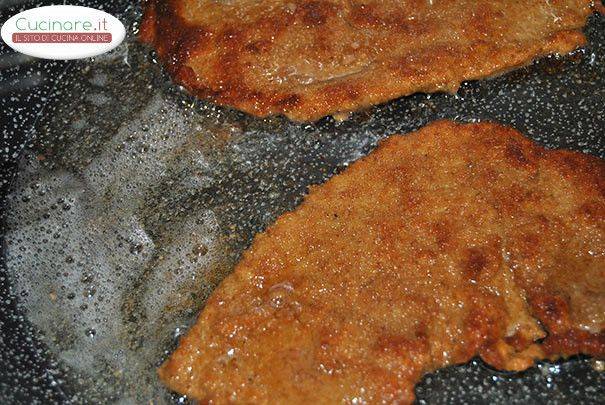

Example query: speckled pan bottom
[0,2,603,404]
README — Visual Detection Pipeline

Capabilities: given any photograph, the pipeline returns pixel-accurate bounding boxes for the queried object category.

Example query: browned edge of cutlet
[139,1,602,121]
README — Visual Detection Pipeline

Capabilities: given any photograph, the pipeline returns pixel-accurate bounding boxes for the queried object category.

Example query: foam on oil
[4,94,233,403]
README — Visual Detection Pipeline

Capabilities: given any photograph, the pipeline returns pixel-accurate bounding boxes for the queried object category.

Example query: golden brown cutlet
[159,121,605,403]
[140,0,600,121]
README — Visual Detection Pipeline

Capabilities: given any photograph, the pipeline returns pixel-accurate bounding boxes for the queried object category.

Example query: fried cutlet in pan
[140,1,601,121]
[159,121,605,403]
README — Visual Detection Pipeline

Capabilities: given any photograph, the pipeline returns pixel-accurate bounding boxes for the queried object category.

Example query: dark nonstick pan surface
[0,1,604,403]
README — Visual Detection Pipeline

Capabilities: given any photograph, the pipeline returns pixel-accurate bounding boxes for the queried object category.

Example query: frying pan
[0,1,603,403]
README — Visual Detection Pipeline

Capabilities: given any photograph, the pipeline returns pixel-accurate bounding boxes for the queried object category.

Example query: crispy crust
[140,0,598,121]
[158,121,605,403]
